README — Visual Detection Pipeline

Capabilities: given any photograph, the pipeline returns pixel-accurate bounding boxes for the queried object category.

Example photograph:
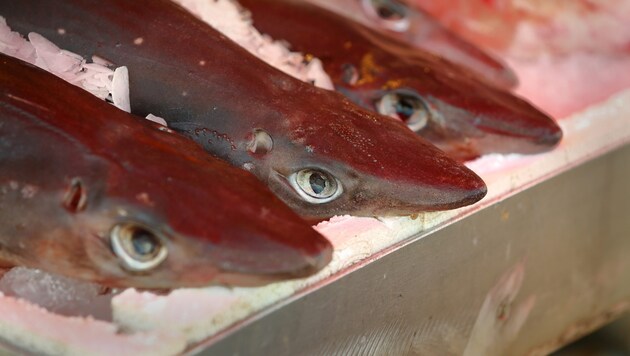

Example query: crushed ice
[0,17,130,112]
[173,0,335,90]
[0,268,116,321]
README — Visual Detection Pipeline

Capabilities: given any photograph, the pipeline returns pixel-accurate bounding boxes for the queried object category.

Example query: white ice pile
[173,0,335,90]
[0,268,115,321]
[0,17,131,112]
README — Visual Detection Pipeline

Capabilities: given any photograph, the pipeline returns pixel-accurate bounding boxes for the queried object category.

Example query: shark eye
[363,0,410,32]
[290,169,343,204]
[110,223,168,272]
[377,91,430,132]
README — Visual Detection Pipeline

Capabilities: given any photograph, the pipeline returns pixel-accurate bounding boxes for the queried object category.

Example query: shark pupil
[309,173,327,195]
[131,228,158,256]
[371,0,406,21]
[396,97,416,121]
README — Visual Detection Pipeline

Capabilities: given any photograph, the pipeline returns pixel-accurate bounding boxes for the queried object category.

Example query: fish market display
[0,0,625,354]
[0,54,333,289]
[0,0,487,220]
[237,0,563,162]
[305,0,518,90]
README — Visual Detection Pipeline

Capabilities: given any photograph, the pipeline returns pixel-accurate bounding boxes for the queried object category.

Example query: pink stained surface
[315,216,387,248]
[0,293,185,355]
[411,0,630,119]
[508,53,630,119]
[409,0,630,54]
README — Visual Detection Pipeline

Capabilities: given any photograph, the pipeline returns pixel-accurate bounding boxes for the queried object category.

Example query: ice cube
[0,267,114,321]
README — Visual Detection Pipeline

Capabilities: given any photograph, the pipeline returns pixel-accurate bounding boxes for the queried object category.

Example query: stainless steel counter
[195,143,630,355]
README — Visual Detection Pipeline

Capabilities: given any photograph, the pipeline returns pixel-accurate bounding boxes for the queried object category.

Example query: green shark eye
[377,91,430,132]
[363,0,410,32]
[290,169,343,204]
[110,223,168,272]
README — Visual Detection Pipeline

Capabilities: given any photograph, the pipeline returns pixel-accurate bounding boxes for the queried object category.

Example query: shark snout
[208,217,333,280]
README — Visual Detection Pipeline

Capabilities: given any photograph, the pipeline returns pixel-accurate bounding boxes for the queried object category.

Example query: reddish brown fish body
[0,0,487,219]
[306,0,518,90]
[238,0,563,162]
[0,54,333,289]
